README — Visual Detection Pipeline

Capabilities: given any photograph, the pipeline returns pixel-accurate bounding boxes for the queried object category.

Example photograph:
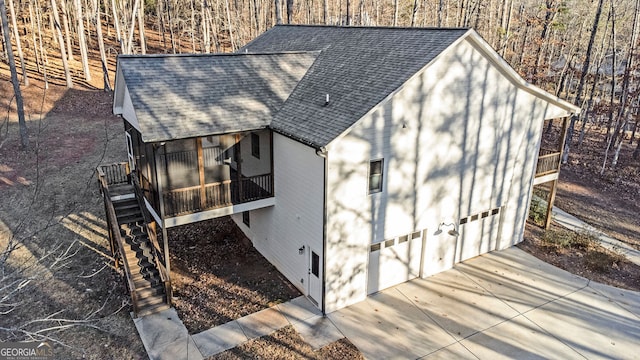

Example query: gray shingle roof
[242,25,469,148]
[118,52,318,142]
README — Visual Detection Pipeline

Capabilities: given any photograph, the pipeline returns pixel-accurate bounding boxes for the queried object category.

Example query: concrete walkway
[133,296,344,360]
[553,207,640,266]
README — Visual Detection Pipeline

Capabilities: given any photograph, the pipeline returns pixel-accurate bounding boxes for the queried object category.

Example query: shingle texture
[242,25,469,148]
[118,52,318,142]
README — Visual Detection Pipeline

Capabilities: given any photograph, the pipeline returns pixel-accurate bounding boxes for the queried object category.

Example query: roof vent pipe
[325,94,330,106]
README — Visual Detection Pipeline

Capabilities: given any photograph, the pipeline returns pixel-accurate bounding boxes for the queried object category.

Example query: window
[311,252,320,277]
[251,133,260,159]
[242,211,250,227]
[368,159,384,194]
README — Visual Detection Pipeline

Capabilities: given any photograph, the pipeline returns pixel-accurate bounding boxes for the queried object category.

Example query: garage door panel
[368,237,422,294]
[457,208,502,263]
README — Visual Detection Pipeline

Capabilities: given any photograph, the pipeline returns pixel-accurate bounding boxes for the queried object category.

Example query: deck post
[235,133,243,202]
[197,138,206,210]
[544,117,569,229]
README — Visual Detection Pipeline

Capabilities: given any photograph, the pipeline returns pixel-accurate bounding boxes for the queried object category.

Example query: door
[125,132,135,171]
[307,246,322,307]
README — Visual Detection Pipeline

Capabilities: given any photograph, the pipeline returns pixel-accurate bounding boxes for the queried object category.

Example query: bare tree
[0,0,28,148]
[94,0,110,90]
[75,0,92,81]
[51,0,74,88]
[562,0,605,164]
[7,0,28,85]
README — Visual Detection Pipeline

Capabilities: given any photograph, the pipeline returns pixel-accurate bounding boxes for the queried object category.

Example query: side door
[307,245,322,307]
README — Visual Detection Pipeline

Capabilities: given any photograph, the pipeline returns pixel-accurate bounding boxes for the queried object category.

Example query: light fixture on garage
[434,222,459,237]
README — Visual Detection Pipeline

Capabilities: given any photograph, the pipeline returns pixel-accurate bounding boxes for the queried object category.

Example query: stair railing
[97,167,140,314]
[130,170,172,306]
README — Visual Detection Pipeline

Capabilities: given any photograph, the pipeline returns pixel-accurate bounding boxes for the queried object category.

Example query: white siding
[324,37,566,312]
[122,86,140,132]
[232,133,325,300]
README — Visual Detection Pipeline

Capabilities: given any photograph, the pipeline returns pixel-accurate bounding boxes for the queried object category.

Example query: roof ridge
[117,50,321,59]
[273,24,470,31]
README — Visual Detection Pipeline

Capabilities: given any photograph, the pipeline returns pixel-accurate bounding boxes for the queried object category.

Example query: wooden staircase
[113,193,169,316]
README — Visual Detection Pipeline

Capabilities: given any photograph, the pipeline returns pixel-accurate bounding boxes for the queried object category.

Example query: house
[99,25,579,316]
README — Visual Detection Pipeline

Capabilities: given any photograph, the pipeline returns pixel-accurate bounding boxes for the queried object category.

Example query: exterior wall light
[434,222,459,237]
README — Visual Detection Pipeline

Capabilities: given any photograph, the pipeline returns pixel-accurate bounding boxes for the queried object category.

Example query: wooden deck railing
[97,167,140,314]
[99,162,130,185]
[535,150,561,176]
[163,173,273,217]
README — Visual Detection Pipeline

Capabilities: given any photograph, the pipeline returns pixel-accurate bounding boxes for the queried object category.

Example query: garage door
[456,207,502,263]
[367,230,423,294]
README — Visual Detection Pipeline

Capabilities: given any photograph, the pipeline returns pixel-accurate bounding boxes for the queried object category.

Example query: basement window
[368,159,384,194]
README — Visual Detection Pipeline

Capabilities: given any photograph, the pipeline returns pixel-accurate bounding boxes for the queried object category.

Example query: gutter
[315,146,328,315]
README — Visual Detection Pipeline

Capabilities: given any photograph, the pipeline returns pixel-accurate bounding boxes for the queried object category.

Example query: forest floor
[1,52,639,359]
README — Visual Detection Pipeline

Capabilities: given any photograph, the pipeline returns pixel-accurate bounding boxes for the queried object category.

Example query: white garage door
[456,207,503,263]
[367,231,423,294]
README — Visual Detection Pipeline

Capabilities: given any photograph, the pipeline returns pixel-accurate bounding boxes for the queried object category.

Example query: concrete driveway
[327,247,640,359]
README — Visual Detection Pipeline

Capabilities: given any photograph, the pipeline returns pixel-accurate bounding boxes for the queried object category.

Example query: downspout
[315,146,328,315]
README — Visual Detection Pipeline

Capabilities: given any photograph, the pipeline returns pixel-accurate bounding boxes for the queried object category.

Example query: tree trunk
[126,0,140,54]
[224,0,234,50]
[51,0,73,87]
[34,0,48,88]
[611,0,640,168]
[61,0,74,61]
[531,0,558,84]
[7,0,28,85]
[0,18,6,60]
[275,0,282,24]
[28,0,40,74]
[0,0,28,148]
[393,0,398,26]
[286,0,293,23]
[563,0,605,164]
[345,0,350,25]
[410,0,418,26]
[323,0,327,24]
[95,0,110,90]
[110,0,123,52]
[74,0,91,81]
[138,0,146,54]
[167,0,176,53]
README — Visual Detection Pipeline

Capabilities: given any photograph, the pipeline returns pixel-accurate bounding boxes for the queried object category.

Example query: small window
[398,235,409,244]
[311,252,320,277]
[492,208,500,215]
[482,211,489,218]
[242,211,250,227]
[368,159,384,194]
[460,218,468,225]
[371,243,381,252]
[385,239,395,248]
[251,133,260,159]
[411,231,421,239]
[470,214,479,222]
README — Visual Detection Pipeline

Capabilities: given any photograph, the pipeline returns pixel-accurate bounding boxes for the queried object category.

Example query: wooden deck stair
[113,197,169,316]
